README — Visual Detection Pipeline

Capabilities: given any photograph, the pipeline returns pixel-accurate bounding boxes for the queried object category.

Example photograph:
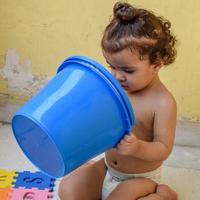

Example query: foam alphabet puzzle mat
[0,169,56,199]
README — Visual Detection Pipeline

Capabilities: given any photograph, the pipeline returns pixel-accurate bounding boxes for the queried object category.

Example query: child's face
[103,49,160,93]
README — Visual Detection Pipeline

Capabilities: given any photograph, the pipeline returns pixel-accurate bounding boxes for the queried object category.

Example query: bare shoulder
[153,85,177,112]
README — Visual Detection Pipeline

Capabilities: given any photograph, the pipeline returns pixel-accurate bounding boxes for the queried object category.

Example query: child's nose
[113,70,125,82]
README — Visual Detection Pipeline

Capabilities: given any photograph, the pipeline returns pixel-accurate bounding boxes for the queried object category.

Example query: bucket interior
[12,115,65,178]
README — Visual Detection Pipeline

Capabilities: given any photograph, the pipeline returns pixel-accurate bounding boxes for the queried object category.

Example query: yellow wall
[0,0,200,121]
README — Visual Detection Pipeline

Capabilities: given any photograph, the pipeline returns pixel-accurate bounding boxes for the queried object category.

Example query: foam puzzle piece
[0,188,13,199]
[13,171,55,190]
[9,187,53,200]
[0,169,17,188]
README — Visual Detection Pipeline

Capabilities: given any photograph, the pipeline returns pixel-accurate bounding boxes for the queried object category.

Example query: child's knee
[58,178,67,199]
[58,176,72,199]
[156,184,178,200]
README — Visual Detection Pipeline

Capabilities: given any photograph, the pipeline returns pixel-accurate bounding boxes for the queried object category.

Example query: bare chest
[131,97,155,141]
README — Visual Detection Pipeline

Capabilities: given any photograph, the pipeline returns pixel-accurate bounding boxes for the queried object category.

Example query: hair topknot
[113,2,135,21]
[101,1,177,66]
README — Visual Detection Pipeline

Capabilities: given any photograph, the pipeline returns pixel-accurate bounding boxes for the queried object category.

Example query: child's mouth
[121,84,128,89]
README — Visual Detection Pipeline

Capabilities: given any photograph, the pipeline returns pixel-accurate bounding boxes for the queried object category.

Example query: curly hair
[101,2,177,65]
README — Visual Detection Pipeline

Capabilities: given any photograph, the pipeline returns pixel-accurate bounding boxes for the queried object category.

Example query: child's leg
[58,158,106,200]
[106,178,157,200]
[138,184,178,200]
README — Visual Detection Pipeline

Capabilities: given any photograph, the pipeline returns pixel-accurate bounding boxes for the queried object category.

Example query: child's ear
[152,60,163,73]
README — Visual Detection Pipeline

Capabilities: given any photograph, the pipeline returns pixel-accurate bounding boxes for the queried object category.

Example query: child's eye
[124,70,135,74]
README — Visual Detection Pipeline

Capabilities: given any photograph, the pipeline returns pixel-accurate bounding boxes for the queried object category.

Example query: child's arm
[116,96,177,161]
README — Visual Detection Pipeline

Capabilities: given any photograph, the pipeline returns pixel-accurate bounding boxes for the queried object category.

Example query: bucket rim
[57,55,135,131]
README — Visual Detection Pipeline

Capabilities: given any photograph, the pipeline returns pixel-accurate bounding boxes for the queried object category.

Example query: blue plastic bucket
[12,56,135,178]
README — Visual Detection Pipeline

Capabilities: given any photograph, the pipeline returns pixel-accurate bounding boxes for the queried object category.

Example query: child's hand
[116,132,140,156]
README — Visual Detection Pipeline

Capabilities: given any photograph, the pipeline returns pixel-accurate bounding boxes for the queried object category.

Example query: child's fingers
[119,138,126,145]
[123,133,137,143]
[117,143,128,154]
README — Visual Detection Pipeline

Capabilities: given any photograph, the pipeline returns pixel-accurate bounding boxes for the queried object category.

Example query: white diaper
[102,159,161,200]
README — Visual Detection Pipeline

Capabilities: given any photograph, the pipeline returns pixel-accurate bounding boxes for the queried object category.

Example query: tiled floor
[1,122,200,199]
